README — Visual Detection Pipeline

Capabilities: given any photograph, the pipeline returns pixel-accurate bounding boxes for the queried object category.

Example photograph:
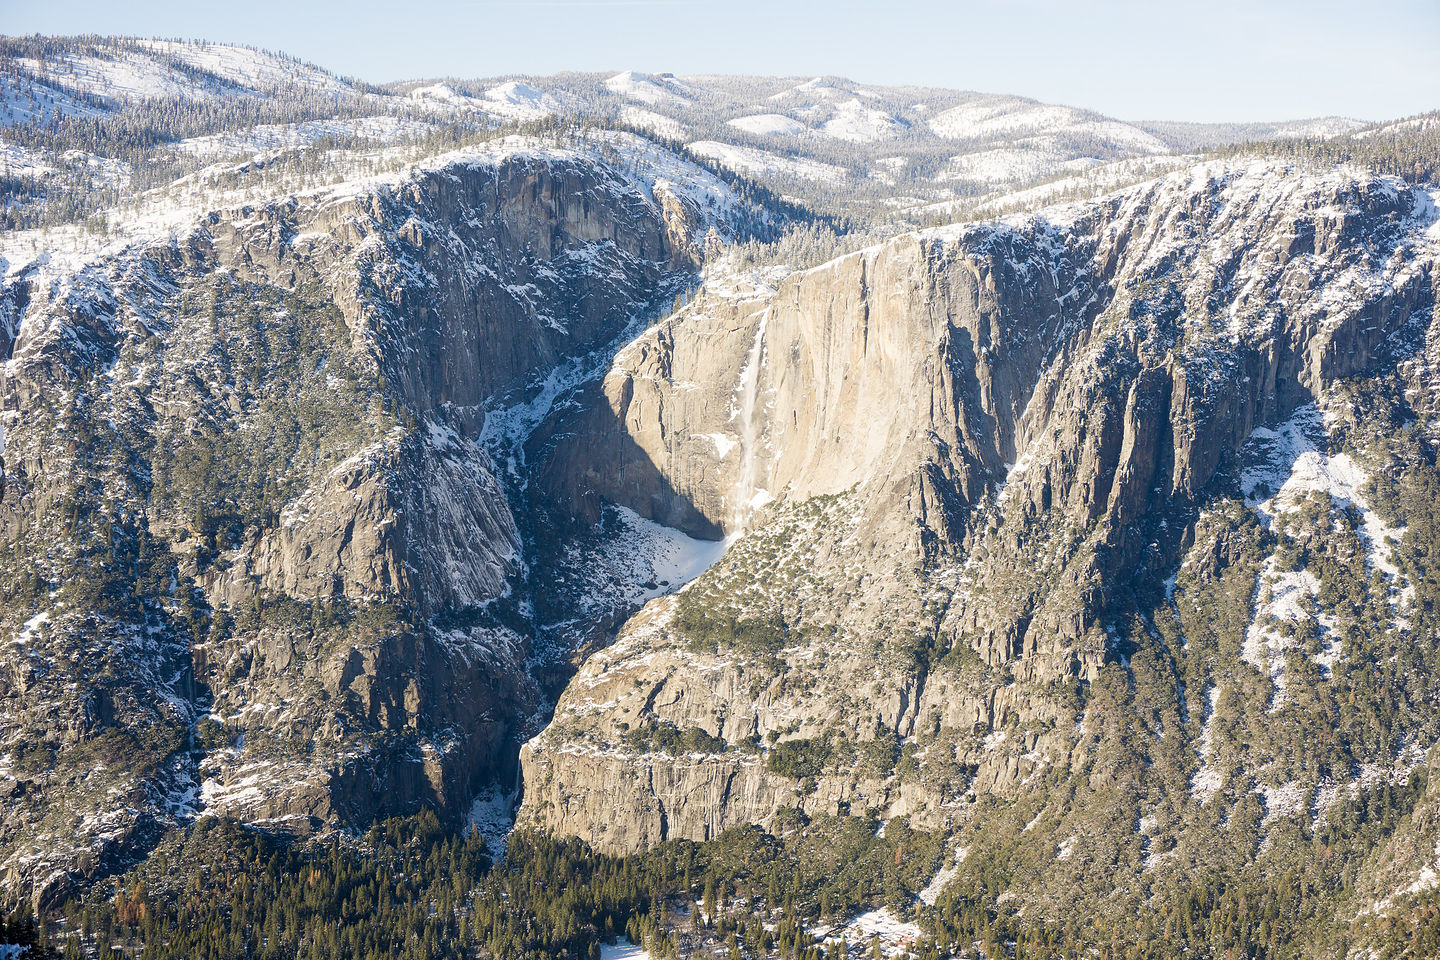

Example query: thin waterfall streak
[731,307,769,533]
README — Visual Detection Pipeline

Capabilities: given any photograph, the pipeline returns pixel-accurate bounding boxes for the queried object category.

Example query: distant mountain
[434,69,1371,217]
[0,37,1370,228]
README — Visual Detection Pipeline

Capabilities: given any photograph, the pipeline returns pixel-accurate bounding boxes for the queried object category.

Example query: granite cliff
[519,160,1440,868]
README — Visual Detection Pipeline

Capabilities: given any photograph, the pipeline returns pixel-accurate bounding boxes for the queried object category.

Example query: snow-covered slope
[1,37,1388,233]
[605,70,693,105]
[435,70,1373,217]
[133,39,355,95]
[481,81,559,121]
[169,116,432,158]
[687,140,848,183]
[2,38,356,117]
[5,35,1440,956]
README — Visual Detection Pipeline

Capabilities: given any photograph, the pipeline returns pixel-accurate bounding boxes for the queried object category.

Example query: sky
[2,0,1438,123]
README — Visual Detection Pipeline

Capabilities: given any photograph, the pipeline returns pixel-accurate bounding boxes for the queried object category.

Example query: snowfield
[607,506,732,604]
[466,785,518,860]
[727,113,810,137]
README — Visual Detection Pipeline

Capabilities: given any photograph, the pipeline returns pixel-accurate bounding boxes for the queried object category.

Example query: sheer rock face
[0,141,745,904]
[520,159,1440,852]
[197,153,690,419]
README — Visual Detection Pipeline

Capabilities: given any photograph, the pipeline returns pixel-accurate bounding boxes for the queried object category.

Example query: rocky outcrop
[519,592,1068,850]
[202,428,519,616]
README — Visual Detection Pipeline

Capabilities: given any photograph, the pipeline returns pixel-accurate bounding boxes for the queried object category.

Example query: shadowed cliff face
[0,140,758,904]
[519,159,1440,853]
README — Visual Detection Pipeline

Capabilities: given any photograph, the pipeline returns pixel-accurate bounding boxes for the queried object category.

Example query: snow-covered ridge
[133,40,355,95]
[926,97,1170,155]
[3,36,1405,243]
[14,50,240,103]
[4,39,354,117]
[910,156,1440,331]
[481,81,559,121]
[1,130,754,303]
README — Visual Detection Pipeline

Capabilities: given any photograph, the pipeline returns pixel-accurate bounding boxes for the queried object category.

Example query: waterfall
[730,307,770,533]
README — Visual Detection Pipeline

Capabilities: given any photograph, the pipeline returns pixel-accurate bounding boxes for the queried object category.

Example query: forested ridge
[9,789,1440,960]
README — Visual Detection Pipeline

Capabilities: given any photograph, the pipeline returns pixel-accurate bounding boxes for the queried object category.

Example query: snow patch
[698,432,739,459]
[918,860,958,906]
[599,938,652,960]
[1238,403,1411,706]
[466,784,517,861]
[1400,840,1440,899]
[1190,686,1223,802]
[1241,566,1333,706]
[12,610,48,647]
[1258,781,1309,827]
[819,909,922,957]
[610,506,731,600]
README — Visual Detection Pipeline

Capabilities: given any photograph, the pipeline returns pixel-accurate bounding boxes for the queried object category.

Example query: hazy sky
[3,0,1437,123]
